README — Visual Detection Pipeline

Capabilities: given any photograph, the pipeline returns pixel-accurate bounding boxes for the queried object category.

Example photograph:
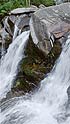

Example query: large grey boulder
[30,3,70,55]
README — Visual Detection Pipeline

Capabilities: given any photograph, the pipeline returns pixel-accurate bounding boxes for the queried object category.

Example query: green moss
[14,37,62,94]
[0,0,25,16]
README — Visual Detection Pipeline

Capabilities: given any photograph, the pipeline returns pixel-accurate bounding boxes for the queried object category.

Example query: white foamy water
[13,24,21,41]
[0,31,30,99]
[0,35,70,124]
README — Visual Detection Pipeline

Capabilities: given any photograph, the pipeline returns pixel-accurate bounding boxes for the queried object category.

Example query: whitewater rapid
[0,31,30,99]
[1,33,70,124]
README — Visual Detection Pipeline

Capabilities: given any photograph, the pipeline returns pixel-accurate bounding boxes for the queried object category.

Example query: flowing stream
[0,31,30,99]
[0,32,70,123]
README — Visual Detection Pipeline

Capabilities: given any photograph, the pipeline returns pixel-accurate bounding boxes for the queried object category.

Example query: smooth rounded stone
[30,3,70,55]
[10,7,38,15]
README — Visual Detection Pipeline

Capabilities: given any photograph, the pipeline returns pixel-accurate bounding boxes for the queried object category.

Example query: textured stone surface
[30,3,70,55]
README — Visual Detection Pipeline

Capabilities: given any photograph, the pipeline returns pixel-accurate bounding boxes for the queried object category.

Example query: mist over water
[0,33,70,123]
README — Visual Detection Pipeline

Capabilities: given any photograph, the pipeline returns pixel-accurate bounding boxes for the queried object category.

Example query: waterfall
[0,31,30,100]
[0,34,70,123]
[13,24,21,41]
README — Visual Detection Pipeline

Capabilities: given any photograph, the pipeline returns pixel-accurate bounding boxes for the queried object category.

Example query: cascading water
[0,34,70,124]
[13,24,21,41]
[0,30,30,100]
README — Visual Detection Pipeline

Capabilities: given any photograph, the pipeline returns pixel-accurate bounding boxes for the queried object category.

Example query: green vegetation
[0,0,26,15]
[31,0,55,6]
[13,36,61,93]
[0,0,55,16]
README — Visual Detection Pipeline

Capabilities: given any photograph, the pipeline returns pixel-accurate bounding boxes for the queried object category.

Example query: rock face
[30,3,70,55]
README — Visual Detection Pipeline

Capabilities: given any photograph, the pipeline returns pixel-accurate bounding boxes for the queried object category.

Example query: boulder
[30,15,52,55]
[10,6,38,15]
[30,3,70,55]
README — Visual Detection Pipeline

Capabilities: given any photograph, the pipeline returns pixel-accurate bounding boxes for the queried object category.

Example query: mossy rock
[12,36,62,95]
